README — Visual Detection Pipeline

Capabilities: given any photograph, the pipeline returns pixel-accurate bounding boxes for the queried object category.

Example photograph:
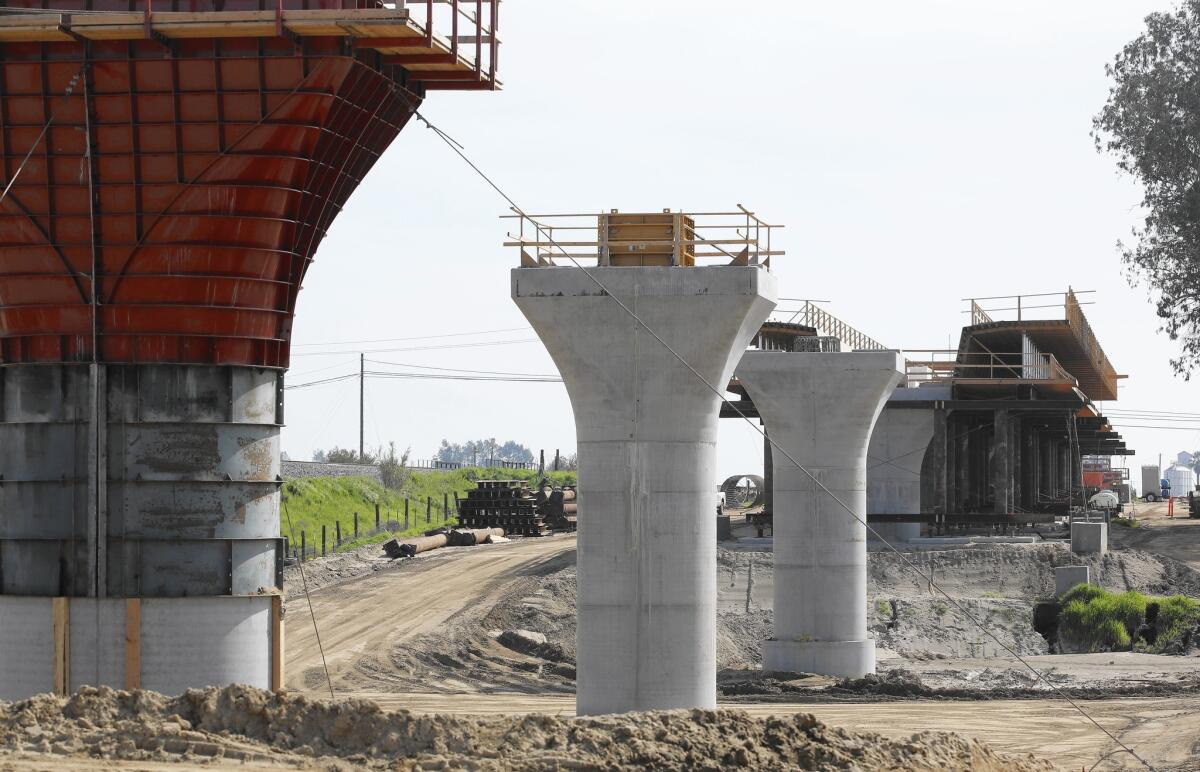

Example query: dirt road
[285,530,1200,770]
[285,533,577,693]
[1112,499,1200,571]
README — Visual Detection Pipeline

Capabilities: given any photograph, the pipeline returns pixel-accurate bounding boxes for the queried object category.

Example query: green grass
[1058,585,1200,653]
[1112,516,1140,528]
[279,467,577,556]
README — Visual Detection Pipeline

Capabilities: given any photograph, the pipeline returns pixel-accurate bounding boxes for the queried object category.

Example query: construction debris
[0,684,1053,771]
[458,480,550,536]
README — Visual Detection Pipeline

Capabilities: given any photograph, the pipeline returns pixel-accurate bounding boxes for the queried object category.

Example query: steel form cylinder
[0,1,429,699]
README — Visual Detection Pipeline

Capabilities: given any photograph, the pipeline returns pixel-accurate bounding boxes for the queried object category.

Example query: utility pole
[359,352,365,461]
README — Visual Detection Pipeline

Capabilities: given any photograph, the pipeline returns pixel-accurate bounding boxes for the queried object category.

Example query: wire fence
[284,495,458,562]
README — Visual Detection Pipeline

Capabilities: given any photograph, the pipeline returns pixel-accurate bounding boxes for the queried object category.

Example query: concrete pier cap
[513,265,776,715]
[735,351,904,679]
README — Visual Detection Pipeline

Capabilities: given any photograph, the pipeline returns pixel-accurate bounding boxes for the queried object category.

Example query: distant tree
[316,446,377,464]
[437,437,535,465]
[378,442,411,490]
[557,451,579,471]
[1095,1,1200,377]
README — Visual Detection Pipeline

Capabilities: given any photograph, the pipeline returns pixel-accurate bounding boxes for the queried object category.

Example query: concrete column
[992,409,1011,514]
[736,351,903,678]
[866,405,935,542]
[513,266,775,715]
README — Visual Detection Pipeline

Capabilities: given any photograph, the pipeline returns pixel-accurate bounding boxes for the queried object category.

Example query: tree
[378,441,411,490]
[1095,2,1200,376]
[437,437,535,465]
[314,446,377,464]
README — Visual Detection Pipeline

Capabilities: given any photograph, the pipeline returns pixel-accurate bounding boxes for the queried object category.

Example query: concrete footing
[736,351,903,679]
[1055,566,1091,597]
[1070,521,1108,555]
[513,266,775,715]
[0,595,281,701]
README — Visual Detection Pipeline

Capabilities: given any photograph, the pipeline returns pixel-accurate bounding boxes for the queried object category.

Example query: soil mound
[0,684,1053,771]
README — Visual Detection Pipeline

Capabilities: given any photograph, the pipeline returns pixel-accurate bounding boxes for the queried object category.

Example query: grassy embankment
[1058,584,1200,653]
[280,467,577,556]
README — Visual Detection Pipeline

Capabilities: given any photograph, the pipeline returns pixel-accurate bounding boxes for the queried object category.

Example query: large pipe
[397,534,449,557]
[514,264,776,715]
[448,528,505,546]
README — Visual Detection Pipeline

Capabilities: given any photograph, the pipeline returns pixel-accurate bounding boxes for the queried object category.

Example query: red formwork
[0,2,430,368]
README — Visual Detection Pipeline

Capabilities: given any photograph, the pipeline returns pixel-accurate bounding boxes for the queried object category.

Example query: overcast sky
[282,0,1197,486]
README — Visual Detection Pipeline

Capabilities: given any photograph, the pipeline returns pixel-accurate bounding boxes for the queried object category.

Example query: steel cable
[282,501,335,700]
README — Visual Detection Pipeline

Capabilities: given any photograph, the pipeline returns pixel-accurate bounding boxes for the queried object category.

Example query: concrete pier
[513,266,775,715]
[737,351,903,678]
[866,405,935,543]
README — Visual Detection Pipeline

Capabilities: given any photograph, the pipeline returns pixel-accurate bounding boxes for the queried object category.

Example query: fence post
[443,493,448,522]
[405,499,410,531]
[375,503,380,530]
[540,449,545,474]
[554,448,560,471]
[301,530,306,563]
[284,535,289,561]
[354,512,359,538]
[321,525,326,556]
[336,521,341,548]
[426,496,431,524]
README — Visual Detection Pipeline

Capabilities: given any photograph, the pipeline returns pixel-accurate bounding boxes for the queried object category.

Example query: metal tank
[0,0,499,698]
[1165,464,1196,499]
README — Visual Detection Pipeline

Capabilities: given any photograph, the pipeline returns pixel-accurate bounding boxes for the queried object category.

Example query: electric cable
[282,501,335,700]
[292,326,531,347]
[291,338,538,356]
[408,107,1156,771]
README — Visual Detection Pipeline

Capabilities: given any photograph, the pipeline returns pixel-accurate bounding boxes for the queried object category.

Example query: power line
[366,357,559,378]
[408,105,1153,770]
[366,370,561,383]
[291,326,531,347]
[291,338,539,357]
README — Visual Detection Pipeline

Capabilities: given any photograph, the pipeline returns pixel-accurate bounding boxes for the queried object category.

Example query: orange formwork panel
[0,1,470,368]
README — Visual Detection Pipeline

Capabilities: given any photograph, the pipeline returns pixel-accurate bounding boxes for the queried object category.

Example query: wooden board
[270,595,283,692]
[52,597,69,696]
[124,598,141,691]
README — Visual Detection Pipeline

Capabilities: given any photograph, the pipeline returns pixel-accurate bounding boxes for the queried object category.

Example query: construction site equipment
[385,533,450,559]
[503,207,784,268]
[537,486,578,530]
[448,527,505,546]
[457,480,550,536]
[1141,466,1161,502]
[720,475,766,509]
[0,0,500,700]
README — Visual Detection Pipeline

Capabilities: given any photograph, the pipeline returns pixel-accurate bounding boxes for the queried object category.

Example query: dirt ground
[6,509,1199,771]
[277,526,1200,770]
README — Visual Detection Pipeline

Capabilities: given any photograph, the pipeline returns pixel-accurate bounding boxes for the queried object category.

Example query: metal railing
[963,289,1095,324]
[903,349,1077,385]
[502,205,783,267]
[412,458,540,471]
[776,299,888,351]
[394,0,500,90]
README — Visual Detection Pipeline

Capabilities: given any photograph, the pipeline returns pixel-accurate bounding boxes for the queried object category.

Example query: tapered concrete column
[513,266,776,715]
[866,404,936,542]
[737,351,903,678]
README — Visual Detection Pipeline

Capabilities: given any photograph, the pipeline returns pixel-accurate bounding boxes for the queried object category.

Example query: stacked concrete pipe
[514,265,776,715]
[736,351,903,678]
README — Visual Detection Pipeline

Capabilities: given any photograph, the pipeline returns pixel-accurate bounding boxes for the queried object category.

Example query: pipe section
[736,351,903,678]
[514,266,776,715]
